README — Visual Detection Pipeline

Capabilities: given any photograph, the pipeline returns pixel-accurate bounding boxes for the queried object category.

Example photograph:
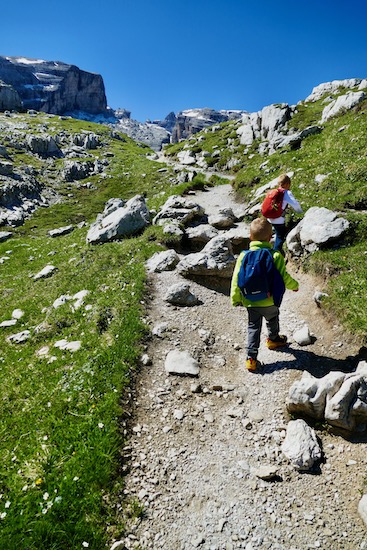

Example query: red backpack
[261,187,285,218]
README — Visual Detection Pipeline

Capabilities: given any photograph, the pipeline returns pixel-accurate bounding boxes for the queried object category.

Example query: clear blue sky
[2,0,367,122]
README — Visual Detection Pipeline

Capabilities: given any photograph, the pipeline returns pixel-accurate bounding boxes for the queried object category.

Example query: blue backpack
[237,248,285,306]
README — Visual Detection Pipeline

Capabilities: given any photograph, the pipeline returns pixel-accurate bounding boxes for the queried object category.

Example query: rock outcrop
[0,79,22,111]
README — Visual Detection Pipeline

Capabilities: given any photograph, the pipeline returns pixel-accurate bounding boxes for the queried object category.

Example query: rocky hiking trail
[121,185,367,550]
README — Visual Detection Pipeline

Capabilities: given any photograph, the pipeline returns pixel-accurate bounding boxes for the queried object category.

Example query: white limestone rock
[164,349,200,376]
[293,325,313,346]
[282,419,322,471]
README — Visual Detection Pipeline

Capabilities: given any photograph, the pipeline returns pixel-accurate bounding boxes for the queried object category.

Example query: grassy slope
[0,114,185,548]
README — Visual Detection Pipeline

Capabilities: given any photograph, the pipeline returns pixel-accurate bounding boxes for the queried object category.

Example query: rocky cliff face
[0,56,107,115]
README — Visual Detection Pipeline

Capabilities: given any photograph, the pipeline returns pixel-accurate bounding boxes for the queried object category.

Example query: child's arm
[230,252,245,306]
[273,252,299,291]
[285,190,302,213]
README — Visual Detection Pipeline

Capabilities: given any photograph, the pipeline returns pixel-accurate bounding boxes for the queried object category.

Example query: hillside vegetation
[0,113,198,549]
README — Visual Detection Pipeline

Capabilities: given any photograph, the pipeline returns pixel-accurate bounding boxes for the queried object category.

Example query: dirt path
[121,186,367,550]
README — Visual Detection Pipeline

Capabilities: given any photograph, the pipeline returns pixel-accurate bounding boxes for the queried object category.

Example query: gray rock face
[321,91,366,123]
[177,235,235,278]
[0,56,107,115]
[0,79,22,111]
[287,362,367,432]
[282,419,322,471]
[305,78,362,102]
[86,194,150,244]
[286,207,349,255]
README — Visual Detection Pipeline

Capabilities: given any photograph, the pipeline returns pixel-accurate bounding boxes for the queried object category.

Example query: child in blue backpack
[230,217,299,372]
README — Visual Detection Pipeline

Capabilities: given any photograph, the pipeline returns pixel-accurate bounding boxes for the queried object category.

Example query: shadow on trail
[259,345,360,377]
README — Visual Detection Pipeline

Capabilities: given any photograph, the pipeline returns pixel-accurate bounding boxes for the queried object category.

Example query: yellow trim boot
[266,335,288,350]
[245,357,261,372]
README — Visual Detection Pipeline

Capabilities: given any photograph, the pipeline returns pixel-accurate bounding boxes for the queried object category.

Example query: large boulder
[176,235,235,278]
[286,207,349,255]
[86,195,150,244]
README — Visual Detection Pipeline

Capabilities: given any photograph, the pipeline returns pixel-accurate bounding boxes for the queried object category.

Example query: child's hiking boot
[266,335,288,350]
[245,357,261,372]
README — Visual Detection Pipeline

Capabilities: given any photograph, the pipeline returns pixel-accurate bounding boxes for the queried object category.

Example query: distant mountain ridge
[0,56,107,115]
[0,55,247,150]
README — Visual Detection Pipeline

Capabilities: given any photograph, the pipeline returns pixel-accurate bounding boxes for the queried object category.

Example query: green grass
[0,225,163,549]
[0,113,171,548]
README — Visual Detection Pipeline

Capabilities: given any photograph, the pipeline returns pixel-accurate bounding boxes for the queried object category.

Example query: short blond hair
[250,217,272,241]
[278,173,291,188]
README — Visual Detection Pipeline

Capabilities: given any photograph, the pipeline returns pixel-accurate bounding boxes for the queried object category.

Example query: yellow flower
[35,478,43,486]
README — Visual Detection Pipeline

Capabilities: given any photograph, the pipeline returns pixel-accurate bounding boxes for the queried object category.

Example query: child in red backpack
[266,173,302,254]
[231,217,299,372]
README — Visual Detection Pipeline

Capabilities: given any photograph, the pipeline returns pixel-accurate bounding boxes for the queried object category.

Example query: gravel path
[121,186,367,550]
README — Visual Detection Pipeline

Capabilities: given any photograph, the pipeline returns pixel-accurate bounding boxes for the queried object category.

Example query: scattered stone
[12,309,24,320]
[358,495,367,527]
[152,322,169,337]
[33,265,57,280]
[0,319,17,327]
[164,350,200,376]
[141,354,152,366]
[173,409,185,420]
[253,465,279,480]
[146,250,180,273]
[190,383,202,393]
[313,291,329,305]
[293,325,313,346]
[176,235,235,278]
[86,195,150,244]
[48,225,74,237]
[164,282,199,306]
[54,339,81,352]
[7,330,31,344]
[110,541,125,550]
[0,231,13,242]
[287,362,367,432]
